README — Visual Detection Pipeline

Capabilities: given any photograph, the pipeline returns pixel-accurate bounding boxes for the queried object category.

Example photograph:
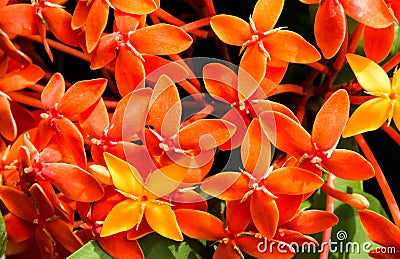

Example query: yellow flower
[100,152,185,241]
[343,54,400,137]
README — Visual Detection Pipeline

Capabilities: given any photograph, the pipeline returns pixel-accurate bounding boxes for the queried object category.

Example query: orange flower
[343,54,400,137]
[99,152,186,241]
[210,0,320,88]
[300,0,394,58]
[259,89,375,180]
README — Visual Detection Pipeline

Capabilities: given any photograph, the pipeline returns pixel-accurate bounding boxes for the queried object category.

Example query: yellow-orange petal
[252,0,284,32]
[145,203,183,241]
[264,30,321,63]
[100,199,141,237]
[342,97,391,137]
[175,209,226,240]
[210,15,251,46]
[312,89,349,151]
[393,102,400,130]
[103,152,144,196]
[241,119,271,179]
[314,0,346,59]
[131,24,192,55]
[346,54,391,93]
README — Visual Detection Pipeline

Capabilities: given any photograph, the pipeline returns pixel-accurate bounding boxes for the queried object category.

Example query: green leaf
[67,240,113,259]
[139,233,206,259]
[0,211,7,258]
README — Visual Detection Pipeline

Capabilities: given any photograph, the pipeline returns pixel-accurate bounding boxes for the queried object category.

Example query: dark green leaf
[67,240,113,259]
[0,211,7,258]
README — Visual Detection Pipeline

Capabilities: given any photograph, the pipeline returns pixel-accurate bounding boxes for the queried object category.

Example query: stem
[347,23,364,54]
[177,80,203,102]
[319,173,336,259]
[354,134,400,227]
[27,84,44,93]
[168,54,202,90]
[382,51,400,72]
[306,62,330,75]
[203,0,216,16]
[349,95,374,105]
[7,91,43,109]
[180,18,210,34]
[22,35,91,63]
[381,125,400,146]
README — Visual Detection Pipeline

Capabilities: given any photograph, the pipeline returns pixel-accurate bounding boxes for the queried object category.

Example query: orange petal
[114,11,143,33]
[98,233,144,258]
[41,72,65,110]
[250,192,278,239]
[342,97,391,137]
[0,185,36,221]
[0,4,37,36]
[252,0,284,31]
[28,184,54,219]
[226,199,251,234]
[145,203,183,241]
[241,119,271,178]
[131,24,193,55]
[115,48,145,96]
[219,108,250,150]
[36,225,54,258]
[109,88,152,140]
[100,199,142,237]
[358,209,400,248]
[265,30,321,63]
[364,24,395,63]
[0,96,16,141]
[90,34,118,70]
[200,172,249,200]
[238,45,267,99]
[283,210,339,234]
[210,14,251,46]
[42,163,104,202]
[265,166,324,194]
[79,98,109,138]
[314,0,346,59]
[148,74,182,138]
[46,219,83,252]
[323,149,375,180]
[203,63,238,103]
[110,0,159,15]
[143,55,189,83]
[273,229,318,246]
[312,89,349,151]
[0,64,44,92]
[259,111,312,156]
[4,213,35,242]
[104,152,144,196]
[71,0,89,30]
[238,236,295,258]
[214,243,241,259]
[42,7,78,47]
[346,54,391,93]
[175,209,226,240]
[178,119,236,150]
[275,194,303,226]
[253,100,299,122]
[58,78,107,116]
[343,0,394,28]
[0,30,31,65]
[86,0,109,53]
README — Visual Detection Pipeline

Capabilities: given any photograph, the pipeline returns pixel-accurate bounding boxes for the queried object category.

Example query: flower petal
[79,98,109,138]
[358,209,400,248]
[275,194,303,226]
[364,24,395,63]
[346,54,391,93]
[200,172,249,200]
[145,203,183,241]
[104,152,144,196]
[41,72,65,110]
[342,97,391,137]
[250,192,279,239]
[0,30,31,65]
[90,34,118,70]
[143,55,189,83]
[214,243,241,259]
[323,149,375,180]
[265,166,323,195]
[282,210,339,234]
[0,96,16,141]
[4,213,34,242]
[343,0,393,28]
[238,236,295,259]
[0,64,44,92]
[46,219,83,252]
[259,111,312,156]
[42,7,78,47]
[100,199,142,237]
[110,0,159,15]
[86,0,109,53]
[71,0,89,29]
[314,0,346,58]
[210,14,251,46]
[148,74,182,138]
[28,184,54,220]
[175,209,226,240]
[241,119,272,178]
[312,89,349,151]
[99,233,144,259]
[178,119,236,150]
[0,4,37,36]
[265,30,321,63]
[252,0,284,31]
[131,24,193,55]
[0,185,36,221]
[203,63,238,103]
[115,48,145,96]
[41,163,104,202]
[226,199,251,234]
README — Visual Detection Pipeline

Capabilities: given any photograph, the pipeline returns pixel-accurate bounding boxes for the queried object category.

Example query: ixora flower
[343,54,400,137]
[210,0,320,89]
[99,152,185,241]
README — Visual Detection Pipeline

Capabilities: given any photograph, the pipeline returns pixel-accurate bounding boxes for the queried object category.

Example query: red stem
[381,125,400,146]
[319,173,336,259]
[382,51,400,72]
[203,0,216,16]
[347,23,364,54]
[354,134,400,227]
